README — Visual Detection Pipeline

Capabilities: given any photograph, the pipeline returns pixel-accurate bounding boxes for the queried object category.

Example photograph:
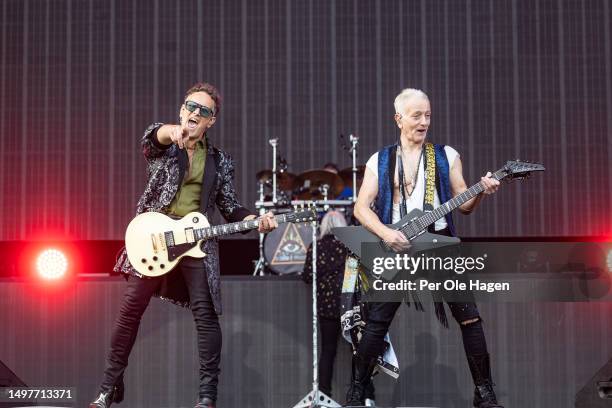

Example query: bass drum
[264,222,313,275]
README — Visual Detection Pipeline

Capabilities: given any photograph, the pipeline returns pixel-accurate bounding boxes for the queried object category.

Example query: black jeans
[100,258,221,401]
[318,316,342,396]
[356,300,488,384]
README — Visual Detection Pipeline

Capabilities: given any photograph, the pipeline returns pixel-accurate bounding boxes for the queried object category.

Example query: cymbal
[256,170,297,190]
[295,169,344,199]
[338,165,365,190]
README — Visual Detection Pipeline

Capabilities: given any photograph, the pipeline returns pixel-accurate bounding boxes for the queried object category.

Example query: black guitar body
[332,208,460,260]
[332,159,545,275]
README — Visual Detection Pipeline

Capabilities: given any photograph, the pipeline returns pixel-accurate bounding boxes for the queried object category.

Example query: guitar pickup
[164,231,175,247]
[184,227,195,243]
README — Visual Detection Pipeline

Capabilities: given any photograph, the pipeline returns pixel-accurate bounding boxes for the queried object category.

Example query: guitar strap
[386,142,450,329]
[423,142,437,213]
[397,142,436,218]
[423,142,448,327]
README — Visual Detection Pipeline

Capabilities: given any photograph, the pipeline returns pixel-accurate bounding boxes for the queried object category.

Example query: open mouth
[187,118,199,129]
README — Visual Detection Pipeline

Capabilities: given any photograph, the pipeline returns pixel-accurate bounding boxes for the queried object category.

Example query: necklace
[399,147,423,197]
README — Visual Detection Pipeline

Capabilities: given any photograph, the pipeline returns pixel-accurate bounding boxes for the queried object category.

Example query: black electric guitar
[332,160,545,259]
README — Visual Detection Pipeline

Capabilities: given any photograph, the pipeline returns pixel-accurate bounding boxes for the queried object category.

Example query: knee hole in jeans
[460,317,481,326]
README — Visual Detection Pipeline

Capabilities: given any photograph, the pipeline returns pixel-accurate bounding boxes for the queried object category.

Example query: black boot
[194,396,216,408]
[364,380,376,406]
[89,389,115,408]
[467,353,503,408]
[112,374,124,403]
[90,374,124,408]
[344,353,376,407]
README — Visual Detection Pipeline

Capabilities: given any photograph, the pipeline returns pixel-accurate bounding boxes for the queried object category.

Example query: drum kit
[252,136,364,276]
[252,137,365,407]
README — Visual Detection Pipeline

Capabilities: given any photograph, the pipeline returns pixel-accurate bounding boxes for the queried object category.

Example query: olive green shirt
[167,140,206,216]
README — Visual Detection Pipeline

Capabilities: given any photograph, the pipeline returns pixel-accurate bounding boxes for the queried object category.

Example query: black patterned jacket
[113,123,252,314]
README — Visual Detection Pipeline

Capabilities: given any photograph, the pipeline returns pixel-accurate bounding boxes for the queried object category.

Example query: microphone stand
[292,218,340,408]
[349,134,359,202]
[270,138,279,204]
[252,181,266,276]
[253,138,279,276]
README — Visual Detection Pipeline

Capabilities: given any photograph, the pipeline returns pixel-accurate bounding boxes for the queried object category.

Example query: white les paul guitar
[125,208,316,277]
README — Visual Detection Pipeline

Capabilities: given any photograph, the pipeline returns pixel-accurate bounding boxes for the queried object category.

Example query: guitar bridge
[150,234,158,254]
[159,233,166,251]
[409,229,426,240]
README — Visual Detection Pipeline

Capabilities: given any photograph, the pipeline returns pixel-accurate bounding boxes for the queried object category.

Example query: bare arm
[449,157,499,214]
[354,168,388,238]
[354,167,408,250]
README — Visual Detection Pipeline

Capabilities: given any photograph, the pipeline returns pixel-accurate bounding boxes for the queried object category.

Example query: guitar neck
[192,213,295,240]
[401,169,504,236]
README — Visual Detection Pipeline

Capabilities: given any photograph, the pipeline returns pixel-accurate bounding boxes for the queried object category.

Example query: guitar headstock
[496,160,545,182]
[287,205,317,223]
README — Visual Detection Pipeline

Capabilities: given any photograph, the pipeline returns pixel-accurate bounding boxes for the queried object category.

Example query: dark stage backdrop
[1,0,611,240]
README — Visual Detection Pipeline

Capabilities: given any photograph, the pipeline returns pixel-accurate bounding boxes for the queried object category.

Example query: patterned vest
[374,143,456,236]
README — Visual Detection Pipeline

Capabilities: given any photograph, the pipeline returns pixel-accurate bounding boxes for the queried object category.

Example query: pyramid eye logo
[270,224,308,265]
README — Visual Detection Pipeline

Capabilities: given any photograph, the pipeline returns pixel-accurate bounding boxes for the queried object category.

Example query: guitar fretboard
[192,212,305,240]
[399,168,504,238]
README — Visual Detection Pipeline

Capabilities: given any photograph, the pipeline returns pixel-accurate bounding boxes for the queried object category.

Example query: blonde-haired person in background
[302,211,376,405]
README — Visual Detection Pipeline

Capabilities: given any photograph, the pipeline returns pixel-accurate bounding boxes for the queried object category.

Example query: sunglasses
[184,100,214,118]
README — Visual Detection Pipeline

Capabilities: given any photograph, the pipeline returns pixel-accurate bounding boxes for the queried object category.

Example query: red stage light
[36,248,68,280]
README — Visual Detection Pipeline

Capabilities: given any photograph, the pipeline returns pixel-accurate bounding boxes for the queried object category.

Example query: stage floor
[1,277,611,407]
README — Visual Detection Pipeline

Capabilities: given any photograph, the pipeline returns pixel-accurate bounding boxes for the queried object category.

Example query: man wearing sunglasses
[89,82,277,408]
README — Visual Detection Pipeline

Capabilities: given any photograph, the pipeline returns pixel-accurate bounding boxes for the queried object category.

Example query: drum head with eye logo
[263,222,313,275]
